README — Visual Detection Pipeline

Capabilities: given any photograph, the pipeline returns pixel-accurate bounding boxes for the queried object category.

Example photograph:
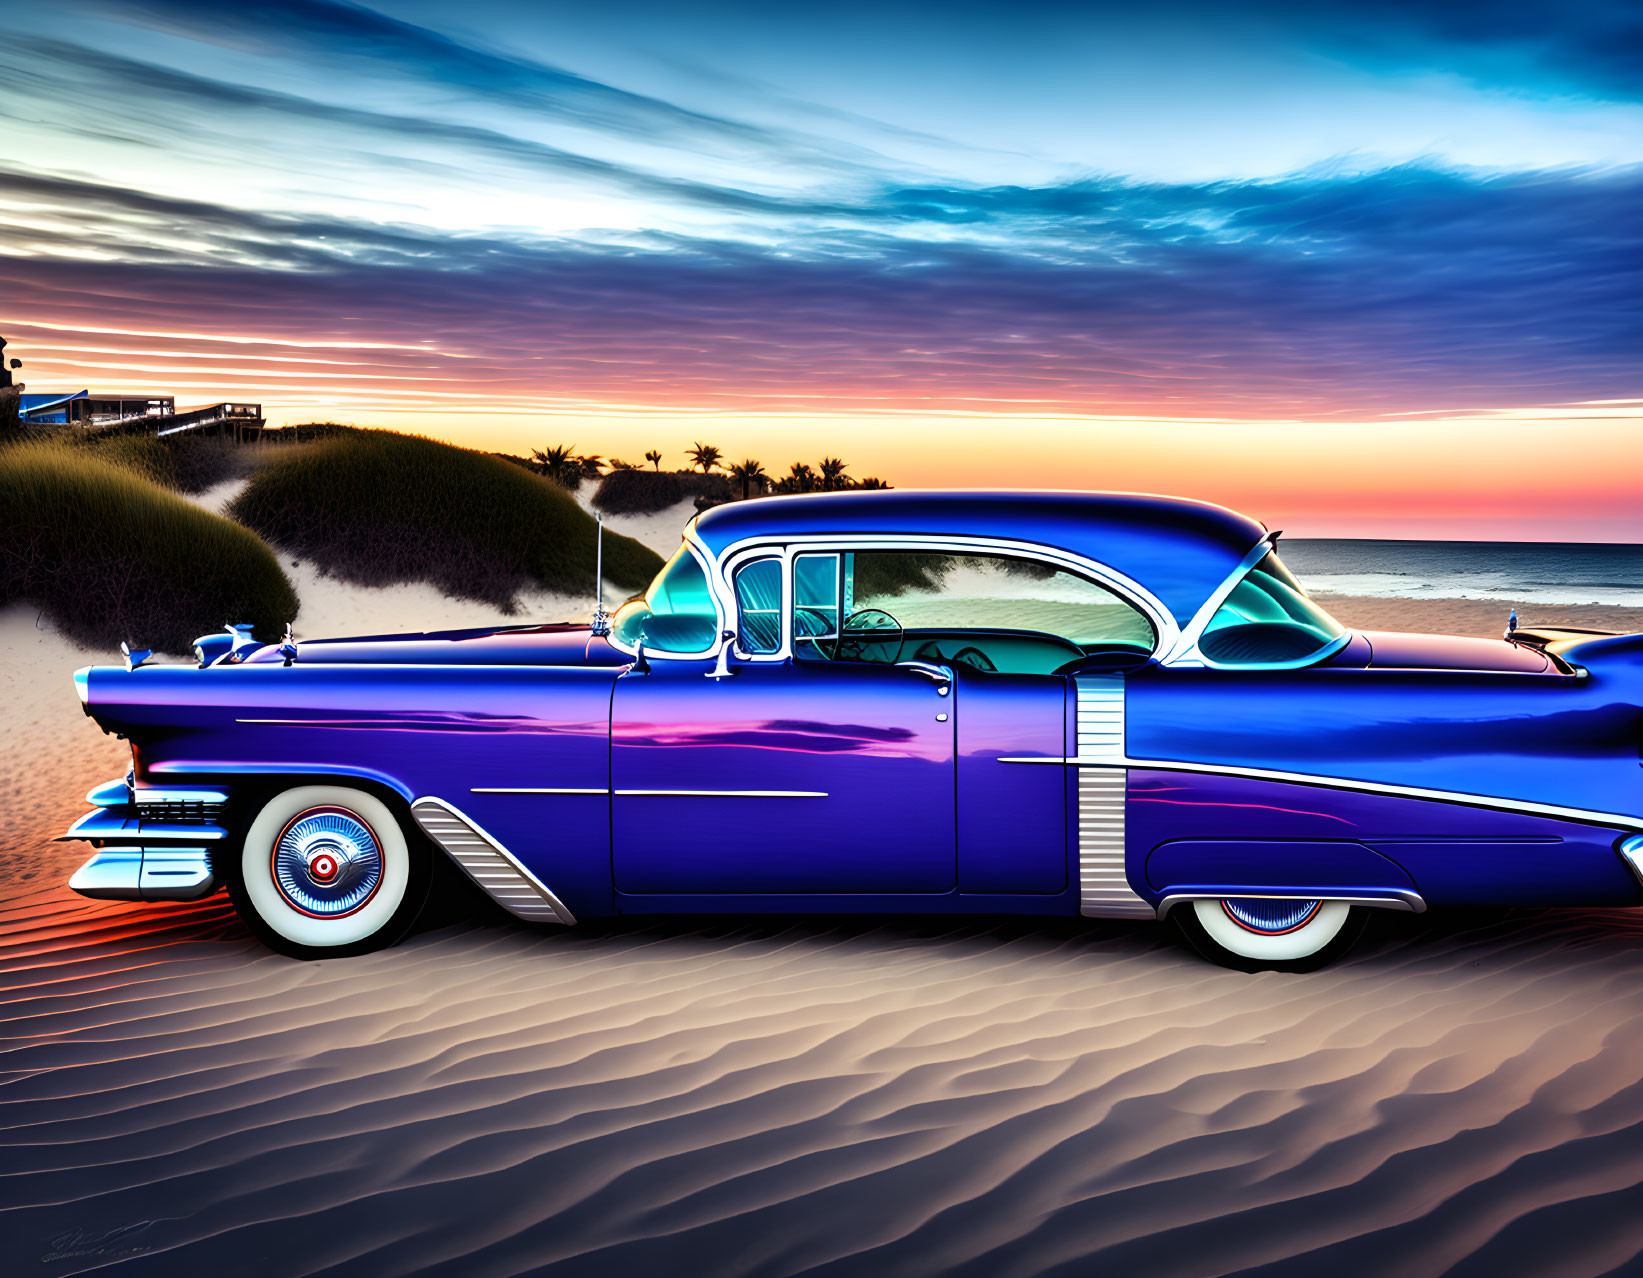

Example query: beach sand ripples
[4,884,1643,1276]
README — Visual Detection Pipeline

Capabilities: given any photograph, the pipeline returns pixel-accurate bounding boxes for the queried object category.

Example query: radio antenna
[590,512,611,636]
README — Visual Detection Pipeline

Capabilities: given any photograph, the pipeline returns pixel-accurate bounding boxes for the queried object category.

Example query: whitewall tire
[229,785,429,958]
[1172,896,1366,972]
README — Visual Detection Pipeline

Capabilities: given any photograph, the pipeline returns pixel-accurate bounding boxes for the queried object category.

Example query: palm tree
[688,441,722,473]
[856,477,891,489]
[818,457,850,491]
[530,444,584,489]
[577,453,607,481]
[607,457,638,471]
[728,459,767,500]
[644,449,663,471]
[777,461,817,494]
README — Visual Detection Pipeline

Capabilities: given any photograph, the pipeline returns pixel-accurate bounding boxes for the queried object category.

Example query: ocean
[1280,539,1643,608]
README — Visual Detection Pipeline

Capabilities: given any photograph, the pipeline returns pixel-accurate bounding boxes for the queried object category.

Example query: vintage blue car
[64,491,1643,970]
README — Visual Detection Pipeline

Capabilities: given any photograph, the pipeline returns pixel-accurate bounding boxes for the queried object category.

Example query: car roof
[693,489,1268,627]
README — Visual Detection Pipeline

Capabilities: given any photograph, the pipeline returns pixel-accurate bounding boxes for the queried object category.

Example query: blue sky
[2,0,1639,535]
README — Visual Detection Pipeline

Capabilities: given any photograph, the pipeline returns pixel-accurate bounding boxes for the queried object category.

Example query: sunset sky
[2,0,1639,538]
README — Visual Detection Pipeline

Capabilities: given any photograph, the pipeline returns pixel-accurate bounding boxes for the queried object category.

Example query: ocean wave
[1298,573,1643,607]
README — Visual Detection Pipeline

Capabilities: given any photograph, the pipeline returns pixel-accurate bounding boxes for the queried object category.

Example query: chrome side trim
[1154,890,1427,919]
[1073,676,1152,918]
[133,786,230,806]
[615,789,828,798]
[996,755,1643,832]
[1619,835,1643,888]
[68,846,216,901]
[56,811,228,842]
[410,796,576,925]
[471,787,610,795]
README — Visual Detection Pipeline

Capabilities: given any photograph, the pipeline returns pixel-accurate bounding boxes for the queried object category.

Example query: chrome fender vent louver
[1075,676,1153,919]
[410,797,576,925]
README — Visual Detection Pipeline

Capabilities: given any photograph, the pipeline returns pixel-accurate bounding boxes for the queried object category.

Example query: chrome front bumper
[63,778,227,902]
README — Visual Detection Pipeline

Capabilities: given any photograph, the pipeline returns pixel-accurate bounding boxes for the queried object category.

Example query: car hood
[1348,630,1553,673]
[244,622,632,667]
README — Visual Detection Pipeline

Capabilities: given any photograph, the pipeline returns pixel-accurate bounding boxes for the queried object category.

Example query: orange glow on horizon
[9,317,1641,542]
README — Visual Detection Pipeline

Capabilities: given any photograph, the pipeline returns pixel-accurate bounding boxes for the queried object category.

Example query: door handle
[896,660,952,695]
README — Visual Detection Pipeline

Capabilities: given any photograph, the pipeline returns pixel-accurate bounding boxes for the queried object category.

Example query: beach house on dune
[20,391,265,441]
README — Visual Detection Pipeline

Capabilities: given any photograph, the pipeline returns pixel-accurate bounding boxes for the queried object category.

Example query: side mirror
[1058,646,1155,676]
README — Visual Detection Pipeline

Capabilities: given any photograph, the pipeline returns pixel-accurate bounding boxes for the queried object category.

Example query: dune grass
[593,469,732,515]
[83,432,246,494]
[1,440,298,653]
[230,431,664,609]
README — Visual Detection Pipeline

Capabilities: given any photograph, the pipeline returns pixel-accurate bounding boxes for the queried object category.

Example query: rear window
[1199,550,1346,666]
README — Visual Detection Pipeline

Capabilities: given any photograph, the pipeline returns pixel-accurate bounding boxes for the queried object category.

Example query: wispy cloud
[0,37,875,220]
[79,0,780,148]
[4,160,1636,418]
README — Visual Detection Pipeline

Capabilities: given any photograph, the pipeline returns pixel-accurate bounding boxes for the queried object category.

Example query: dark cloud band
[2,159,1636,417]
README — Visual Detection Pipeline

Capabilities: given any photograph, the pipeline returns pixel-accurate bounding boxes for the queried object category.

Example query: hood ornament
[120,641,152,671]
[279,622,299,667]
[589,512,611,637]
[1505,607,1519,638]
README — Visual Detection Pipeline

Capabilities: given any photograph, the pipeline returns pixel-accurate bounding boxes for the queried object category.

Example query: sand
[5,515,1643,1274]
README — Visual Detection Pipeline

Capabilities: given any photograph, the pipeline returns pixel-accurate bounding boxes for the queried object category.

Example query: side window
[792,548,1155,674]
[733,557,783,654]
[792,552,841,661]
[610,543,718,653]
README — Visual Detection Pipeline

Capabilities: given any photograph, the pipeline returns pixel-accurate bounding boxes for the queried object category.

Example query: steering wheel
[835,608,903,663]
[950,645,997,672]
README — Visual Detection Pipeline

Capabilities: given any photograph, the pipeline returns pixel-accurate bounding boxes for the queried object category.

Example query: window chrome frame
[1164,534,1352,671]
[730,552,786,657]
[712,533,1179,664]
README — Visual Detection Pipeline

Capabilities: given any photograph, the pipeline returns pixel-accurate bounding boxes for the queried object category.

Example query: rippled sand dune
[6,592,1643,1275]
[5,866,1643,1276]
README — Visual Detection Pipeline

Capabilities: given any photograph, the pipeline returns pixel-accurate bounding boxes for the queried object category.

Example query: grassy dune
[82,432,245,494]
[231,431,664,609]
[593,469,731,514]
[1,440,297,652]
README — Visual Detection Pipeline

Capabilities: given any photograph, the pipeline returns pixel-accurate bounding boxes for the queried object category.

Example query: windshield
[611,543,718,653]
[1199,549,1346,666]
